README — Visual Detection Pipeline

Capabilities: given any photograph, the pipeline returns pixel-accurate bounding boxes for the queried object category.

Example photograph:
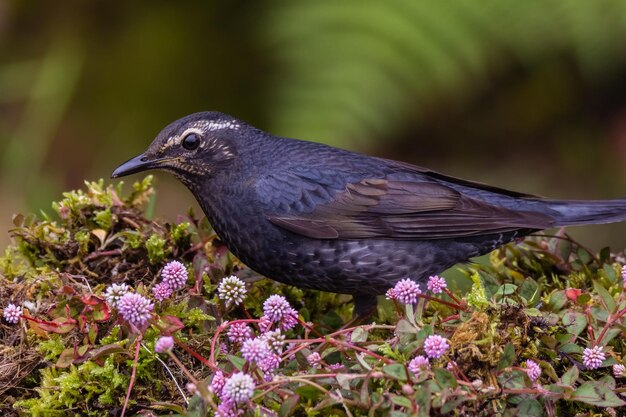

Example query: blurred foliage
[262,0,626,144]
[1,0,626,250]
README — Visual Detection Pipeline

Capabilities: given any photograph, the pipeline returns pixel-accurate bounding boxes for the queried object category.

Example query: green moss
[145,234,167,264]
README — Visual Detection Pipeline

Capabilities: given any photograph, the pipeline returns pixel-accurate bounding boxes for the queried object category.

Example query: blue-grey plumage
[112,111,626,313]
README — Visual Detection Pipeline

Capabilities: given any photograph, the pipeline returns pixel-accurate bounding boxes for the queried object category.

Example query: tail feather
[543,199,626,226]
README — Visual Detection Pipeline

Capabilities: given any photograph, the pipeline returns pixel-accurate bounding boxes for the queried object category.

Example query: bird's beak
[111,153,163,178]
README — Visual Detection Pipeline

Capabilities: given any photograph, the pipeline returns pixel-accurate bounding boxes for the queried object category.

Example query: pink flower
[262,295,299,331]
[279,308,299,331]
[427,275,447,294]
[423,334,449,359]
[227,322,253,344]
[385,288,396,300]
[525,359,541,381]
[161,260,188,291]
[241,338,271,364]
[408,355,430,374]
[622,265,626,288]
[260,330,285,353]
[260,353,281,381]
[613,364,625,378]
[263,295,292,321]
[446,361,457,371]
[221,372,255,404]
[210,370,226,394]
[390,279,421,304]
[217,276,247,306]
[155,336,174,353]
[216,400,236,417]
[3,303,22,324]
[152,282,173,302]
[328,363,345,371]
[117,293,154,328]
[258,315,273,333]
[104,283,130,307]
[582,345,605,369]
[307,352,322,368]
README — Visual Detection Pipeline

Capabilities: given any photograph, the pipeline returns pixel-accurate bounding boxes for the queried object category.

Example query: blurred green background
[2,0,626,250]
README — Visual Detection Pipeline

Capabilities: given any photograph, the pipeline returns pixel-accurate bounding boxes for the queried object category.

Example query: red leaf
[565,288,583,302]
[80,294,105,306]
[160,315,185,334]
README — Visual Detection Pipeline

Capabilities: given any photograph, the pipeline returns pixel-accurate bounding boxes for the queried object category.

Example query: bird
[112,111,626,314]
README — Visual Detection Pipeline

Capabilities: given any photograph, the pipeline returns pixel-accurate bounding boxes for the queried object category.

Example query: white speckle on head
[160,118,240,154]
[193,119,240,132]
[208,120,240,131]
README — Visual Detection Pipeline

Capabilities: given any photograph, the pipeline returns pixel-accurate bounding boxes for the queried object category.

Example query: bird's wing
[258,171,554,240]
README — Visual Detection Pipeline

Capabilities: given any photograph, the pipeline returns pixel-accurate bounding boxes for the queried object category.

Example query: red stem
[595,306,626,346]
[121,336,142,417]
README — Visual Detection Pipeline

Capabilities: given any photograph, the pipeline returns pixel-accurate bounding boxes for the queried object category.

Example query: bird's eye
[182,133,200,150]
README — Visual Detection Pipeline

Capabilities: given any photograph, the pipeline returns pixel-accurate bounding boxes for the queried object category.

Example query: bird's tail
[543,198,626,226]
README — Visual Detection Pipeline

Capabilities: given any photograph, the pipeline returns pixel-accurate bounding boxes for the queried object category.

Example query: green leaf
[559,343,583,354]
[560,366,579,386]
[519,278,540,305]
[185,394,208,417]
[495,283,517,296]
[279,394,300,417]
[562,311,586,336]
[295,385,322,402]
[336,373,360,390]
[599,247,611,264]
[497,343,515,370]
[602,263,617,282]
[350,326,369,343]
[548,290,567,312]
[515,399,543,417]
[593,280,616,313]
[434,368,457,389]
[382,363,408,381]
[440,395,467,414]
[599,328,622,345]
[228,355,246,371]
[573,381,626,407]
[391,395,413,408]
[396,318,419,335]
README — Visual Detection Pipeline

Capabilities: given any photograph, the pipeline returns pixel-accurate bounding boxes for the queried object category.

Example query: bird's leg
[352,294,378,319]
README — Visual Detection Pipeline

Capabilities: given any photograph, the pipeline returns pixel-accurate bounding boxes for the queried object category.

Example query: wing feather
[259,172,554,240]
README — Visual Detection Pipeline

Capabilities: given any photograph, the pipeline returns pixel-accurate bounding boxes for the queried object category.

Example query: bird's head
[111,112,244,181]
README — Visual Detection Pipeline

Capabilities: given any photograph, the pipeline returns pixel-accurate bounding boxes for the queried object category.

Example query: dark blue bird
[112,112,626,314]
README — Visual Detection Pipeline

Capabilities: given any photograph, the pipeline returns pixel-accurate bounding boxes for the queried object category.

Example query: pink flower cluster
[386,279,422,304]
[3,303,22,324]
[227,322,253,343]
[117,293,154,329]
[582,345,605,370]
[210,370,256,415]
[427,275,447,294]
[155,336,174,353]
[408,355,430,374]
[423,334,450,359]
[259,295,298,332]
[525,359,541,381]
[217,276,247,306]
[152,260,189,302]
